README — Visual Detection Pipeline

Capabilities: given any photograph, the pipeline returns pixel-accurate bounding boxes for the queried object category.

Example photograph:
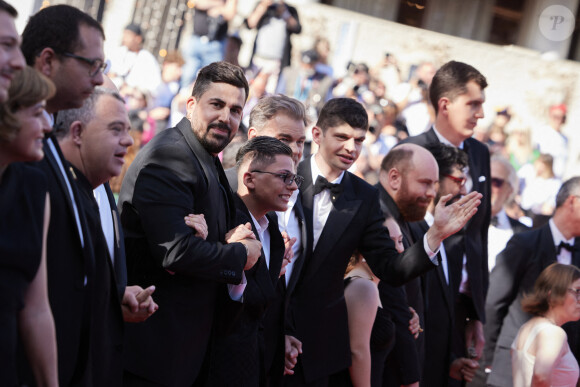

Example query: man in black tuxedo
[484,177,580,386]
[402,61,491,365]
[209,136,297,385]
[118,61,262,386]
[20,6,108,385]
[57,87,157,385]
[377,143,440,386]
[415,142,480,385]
[284,97,482,386]
[225,94,309,383]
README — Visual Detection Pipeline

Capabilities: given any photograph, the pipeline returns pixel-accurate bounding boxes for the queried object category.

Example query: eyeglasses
[444,174,466,187]
[568,288,580,300]
[250,170,304,188]
[491,177,505,188]
[62,52,107,77]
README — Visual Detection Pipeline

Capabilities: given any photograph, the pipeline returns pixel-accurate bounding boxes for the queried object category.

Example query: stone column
[422,0,494,41]
[517,0,579,59]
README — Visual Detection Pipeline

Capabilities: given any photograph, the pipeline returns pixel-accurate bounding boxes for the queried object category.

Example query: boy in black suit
[208,136,298,385]
[284,97,482,386]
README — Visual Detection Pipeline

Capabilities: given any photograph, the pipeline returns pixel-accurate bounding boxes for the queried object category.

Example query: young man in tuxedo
[209,136,298,385]
[402,61,491,367]
[284,97,482,386]
[225,94,308,383]
[118,61,262,386]
[56,87,157,385]
[485,177,580,386]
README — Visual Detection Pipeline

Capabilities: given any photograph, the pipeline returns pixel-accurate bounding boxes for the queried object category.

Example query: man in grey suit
[485,177,580,386]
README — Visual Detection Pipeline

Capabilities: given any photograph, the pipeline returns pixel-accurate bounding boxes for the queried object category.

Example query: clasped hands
[185,213,295,276]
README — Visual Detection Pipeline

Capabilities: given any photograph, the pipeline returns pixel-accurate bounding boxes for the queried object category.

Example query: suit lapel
[539,225,558,269]
[308,172,360,277]
[573,237,580,267]
[266,213,284,285]
[286,196,307,295]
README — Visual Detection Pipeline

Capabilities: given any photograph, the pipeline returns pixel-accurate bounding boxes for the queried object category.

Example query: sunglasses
[491,177,505,188]
[444,174,466,187]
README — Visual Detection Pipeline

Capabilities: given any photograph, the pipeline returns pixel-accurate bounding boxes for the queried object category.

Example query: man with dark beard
[377,143,438,386]
[118,61,262,386]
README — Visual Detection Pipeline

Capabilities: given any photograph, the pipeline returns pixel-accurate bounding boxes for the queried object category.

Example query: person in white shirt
[488,155,529,272]
[107,23,161,96]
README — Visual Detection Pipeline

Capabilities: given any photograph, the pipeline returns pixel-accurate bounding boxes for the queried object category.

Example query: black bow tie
[557,241,576,254]
[313,175,343,197]
[490,216,499,227]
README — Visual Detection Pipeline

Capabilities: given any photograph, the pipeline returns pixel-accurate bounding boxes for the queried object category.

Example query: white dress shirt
[94,184,115,264]
[310,156,345,250]
[277,190,302,286]
[487,209,514,272]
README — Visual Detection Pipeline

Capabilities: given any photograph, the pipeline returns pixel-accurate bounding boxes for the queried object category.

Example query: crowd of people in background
[3,1,580,387]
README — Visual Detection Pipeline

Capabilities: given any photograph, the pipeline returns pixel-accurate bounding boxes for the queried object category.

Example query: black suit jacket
[377,184,423,385]
[208,194,285,385]
[22,137,95,386]
[73,168,125,387]
[226,164,308,385]
[484,223,580,386]
[410,220,456,387]
[287,158,436,383]
[118,118,247,386]
[402,128,491,326]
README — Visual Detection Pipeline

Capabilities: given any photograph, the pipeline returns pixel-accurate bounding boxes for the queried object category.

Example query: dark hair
[429,61,487,114]
[0,0,17,17]
[424,142,468,177]
[522,263,580,316]
[249,95,308,130]
[555,177,580,209]
[191,61,249,101]
[380,146,413,175]
[0,66,55,142]
[316,98,368,133]
[235,136,293,170]
[21,4,104,66]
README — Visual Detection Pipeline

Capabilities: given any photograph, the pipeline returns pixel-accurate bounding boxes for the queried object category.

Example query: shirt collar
[424,211,434,227]
[432,125,466,150]
[249,211,269,236]
[549,218,574,246]
[310,154,345,186]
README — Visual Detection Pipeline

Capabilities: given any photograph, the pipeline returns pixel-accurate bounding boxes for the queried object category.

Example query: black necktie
[313,175,343,197]
[557,241,576,254]
[490,216,498,227]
